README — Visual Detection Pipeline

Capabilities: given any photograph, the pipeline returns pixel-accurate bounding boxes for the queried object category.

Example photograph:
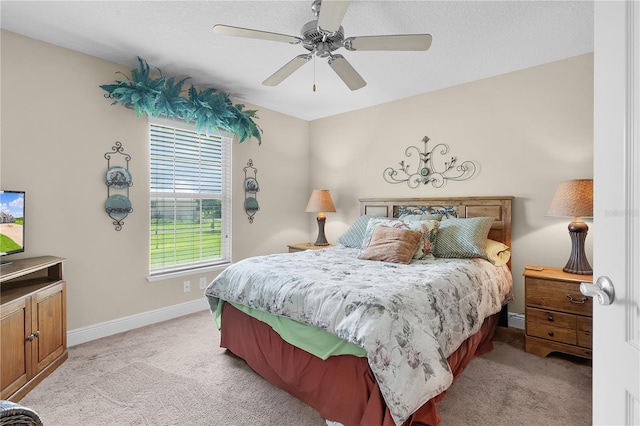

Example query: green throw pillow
[434,217,495,258]
[337,215,373,248]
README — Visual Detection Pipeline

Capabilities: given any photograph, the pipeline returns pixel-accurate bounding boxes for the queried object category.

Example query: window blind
[150,120,231,275]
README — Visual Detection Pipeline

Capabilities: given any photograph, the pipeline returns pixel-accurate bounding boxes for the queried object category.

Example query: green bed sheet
[214,299,366,360]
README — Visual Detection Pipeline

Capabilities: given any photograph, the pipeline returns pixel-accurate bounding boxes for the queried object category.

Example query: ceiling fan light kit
[212,0,432,91]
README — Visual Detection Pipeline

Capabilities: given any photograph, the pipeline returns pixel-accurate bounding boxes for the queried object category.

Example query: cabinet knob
[548,331,554,337]
[25,331,40,341]
[547,315,554,321]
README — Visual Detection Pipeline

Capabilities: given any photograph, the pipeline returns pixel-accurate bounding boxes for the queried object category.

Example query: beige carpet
[19,310,591,426]
[438,326,592,425]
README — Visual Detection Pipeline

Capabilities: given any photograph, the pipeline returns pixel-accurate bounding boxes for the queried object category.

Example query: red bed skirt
[220,303,499,426]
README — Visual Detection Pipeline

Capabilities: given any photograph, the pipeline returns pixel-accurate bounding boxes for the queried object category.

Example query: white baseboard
[68,302,524,347]
[67,298,210,347]
[508,312,525,330]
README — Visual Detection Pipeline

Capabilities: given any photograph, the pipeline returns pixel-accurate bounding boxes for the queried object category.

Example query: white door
[592,1,640,425]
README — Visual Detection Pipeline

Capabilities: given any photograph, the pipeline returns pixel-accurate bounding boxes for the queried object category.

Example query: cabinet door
[33,282,66,373]
[0,298,32,399]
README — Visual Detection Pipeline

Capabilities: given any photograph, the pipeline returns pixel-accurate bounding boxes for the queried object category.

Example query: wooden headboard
[359,196,513,261]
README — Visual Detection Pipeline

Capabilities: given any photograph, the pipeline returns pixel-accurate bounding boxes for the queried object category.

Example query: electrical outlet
[199,277,207,290]
[183,280,191,293]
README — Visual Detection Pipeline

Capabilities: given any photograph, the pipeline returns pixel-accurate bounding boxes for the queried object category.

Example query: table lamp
[546,179,593,275]
[305,189,336,246]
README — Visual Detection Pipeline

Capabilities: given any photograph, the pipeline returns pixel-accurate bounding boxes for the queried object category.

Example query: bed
[205,196,514,426]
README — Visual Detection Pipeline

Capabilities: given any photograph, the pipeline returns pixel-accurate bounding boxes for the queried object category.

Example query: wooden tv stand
[0,256,67,401]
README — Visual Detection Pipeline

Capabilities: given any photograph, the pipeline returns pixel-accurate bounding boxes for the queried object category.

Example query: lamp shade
[547,179,593,218]
[305,189,336,213]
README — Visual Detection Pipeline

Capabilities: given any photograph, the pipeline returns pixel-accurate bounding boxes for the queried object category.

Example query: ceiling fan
[212,0,432,91]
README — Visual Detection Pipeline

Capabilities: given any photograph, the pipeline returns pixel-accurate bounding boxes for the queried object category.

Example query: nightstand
[287,242,336,253]
[524,265,593,359]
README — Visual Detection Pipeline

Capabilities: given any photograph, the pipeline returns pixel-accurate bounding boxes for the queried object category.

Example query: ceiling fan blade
[317,0,351,33]
[213,24,300,44]
[262,55,311,86]
[327,55,366,90]
[345,34,432,51]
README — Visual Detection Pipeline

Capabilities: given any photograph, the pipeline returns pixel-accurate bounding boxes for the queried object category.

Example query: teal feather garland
[100,57,262,144]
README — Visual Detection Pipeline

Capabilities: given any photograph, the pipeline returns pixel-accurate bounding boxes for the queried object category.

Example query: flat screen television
[0,190,26,260]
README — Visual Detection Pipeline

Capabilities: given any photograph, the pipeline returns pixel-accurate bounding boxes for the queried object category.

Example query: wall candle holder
[383,136,477,189]
[104,141,133,231]
[243,159,260,223]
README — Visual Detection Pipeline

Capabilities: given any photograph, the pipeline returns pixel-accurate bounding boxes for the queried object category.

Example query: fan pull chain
[313,55,316,92]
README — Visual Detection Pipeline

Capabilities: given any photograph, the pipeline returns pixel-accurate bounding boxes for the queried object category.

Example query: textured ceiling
[0,1,594,121]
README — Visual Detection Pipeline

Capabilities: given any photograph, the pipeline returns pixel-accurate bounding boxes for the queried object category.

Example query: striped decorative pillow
[434,217,495,259]
[337,215,373,248]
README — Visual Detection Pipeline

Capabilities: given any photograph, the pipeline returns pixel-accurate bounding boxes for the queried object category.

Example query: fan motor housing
[300,20,344,54]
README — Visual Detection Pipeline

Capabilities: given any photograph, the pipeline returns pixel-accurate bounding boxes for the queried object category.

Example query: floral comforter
[205,246,513,425]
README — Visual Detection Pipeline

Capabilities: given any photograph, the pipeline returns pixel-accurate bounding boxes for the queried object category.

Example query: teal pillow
[337,215,373,248]
[434,217,495,258]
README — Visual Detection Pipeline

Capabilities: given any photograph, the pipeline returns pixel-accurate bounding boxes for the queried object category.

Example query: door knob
[580,276,615,306]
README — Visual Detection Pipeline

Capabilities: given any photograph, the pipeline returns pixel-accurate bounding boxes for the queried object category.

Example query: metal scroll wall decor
[383,136,477,189]
[104,141,133,231]
[243,159,260,223]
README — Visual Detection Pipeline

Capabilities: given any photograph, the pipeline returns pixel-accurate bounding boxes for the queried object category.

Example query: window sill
[146,262,230,283]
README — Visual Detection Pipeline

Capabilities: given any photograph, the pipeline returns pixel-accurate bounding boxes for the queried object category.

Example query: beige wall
[0,31,310,330]
[1,30,593,332]
[310,53,594,313]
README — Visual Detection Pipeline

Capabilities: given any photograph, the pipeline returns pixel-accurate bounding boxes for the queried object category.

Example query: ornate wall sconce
[383,136,477,189]
[243,159,260,223]
[105,141,133,231]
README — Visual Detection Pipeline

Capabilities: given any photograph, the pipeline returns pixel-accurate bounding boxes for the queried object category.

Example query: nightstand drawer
[577,316,592,348]
[523,266,593,359]
[526,321,577,345]
[525,278,592,316]
[526,307,576,329]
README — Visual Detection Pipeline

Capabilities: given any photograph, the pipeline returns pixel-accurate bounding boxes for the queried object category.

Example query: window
[149,118,231,276]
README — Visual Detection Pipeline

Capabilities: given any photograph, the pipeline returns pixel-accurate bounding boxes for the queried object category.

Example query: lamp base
[314,216,329,246]
[563,221,592,275]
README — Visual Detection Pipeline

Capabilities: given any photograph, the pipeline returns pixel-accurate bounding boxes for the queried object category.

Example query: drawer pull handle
[547,315,554,321]
[566,294,587,304]
[548,331,554,337]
